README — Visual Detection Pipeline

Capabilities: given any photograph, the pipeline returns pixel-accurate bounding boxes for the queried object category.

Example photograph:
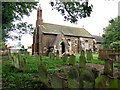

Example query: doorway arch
[61,41,65,54]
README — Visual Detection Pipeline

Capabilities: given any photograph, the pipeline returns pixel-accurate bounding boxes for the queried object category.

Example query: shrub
[110,41,120,50]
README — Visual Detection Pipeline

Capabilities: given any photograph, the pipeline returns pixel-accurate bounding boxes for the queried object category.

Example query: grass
[2,53,120,89]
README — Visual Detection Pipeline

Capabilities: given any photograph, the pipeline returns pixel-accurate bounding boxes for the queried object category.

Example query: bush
[110,41,120,50]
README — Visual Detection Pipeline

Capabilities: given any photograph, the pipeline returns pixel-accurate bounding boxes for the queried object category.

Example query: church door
[61,42,65,54]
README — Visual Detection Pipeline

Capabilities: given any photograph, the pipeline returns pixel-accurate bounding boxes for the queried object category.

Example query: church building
[32,5,94,56]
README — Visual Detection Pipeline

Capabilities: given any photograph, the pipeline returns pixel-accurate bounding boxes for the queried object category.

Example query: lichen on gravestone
[79,50,86,68]
[49,52,55,60]
[79,68,95,88]
[104,59,113,76]
[62,54,68,62]
[38,62,48,85]
[95,75,108,88]
[50,73,64,88]
[55,51,59,60]
[67,66,80,89]
[86,49,93,60]
[68,54,76,65]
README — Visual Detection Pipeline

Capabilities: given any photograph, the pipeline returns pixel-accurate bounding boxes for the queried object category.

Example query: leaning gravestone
[79,50,86,68]
[86,49,93,61]
[67,66,79,89]
[68,54,76,65]
[50,73,64,89]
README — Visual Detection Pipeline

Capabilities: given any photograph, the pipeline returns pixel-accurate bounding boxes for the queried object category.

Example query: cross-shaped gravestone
[79,50,86,68]
[68,54,76,65]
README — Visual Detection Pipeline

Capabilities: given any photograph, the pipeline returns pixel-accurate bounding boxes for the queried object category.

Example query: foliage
[50,0,93,23]
[0,40,7,50]
[102,16,120,49]
[8,22,34,40]
[2,2,38,41]
[110,41,120,50]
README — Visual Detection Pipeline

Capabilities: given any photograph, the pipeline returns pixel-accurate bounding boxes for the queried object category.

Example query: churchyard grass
[2,53,120,89]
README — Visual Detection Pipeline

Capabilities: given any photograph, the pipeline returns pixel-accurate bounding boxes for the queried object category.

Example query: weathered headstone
[79,69,95,88]
[55,50,59,60]
[86,49,93,61]
[38,63,48,85]
[79,50,86,68]
[62,54,68,62]
[19,55,26,72]
[49,52,55,60]
[104,59,113,76]
[95,75,107,88]
[67,66,79,89]
[12,53,27,72]
[50,73,64,88]
[68,54,76,65]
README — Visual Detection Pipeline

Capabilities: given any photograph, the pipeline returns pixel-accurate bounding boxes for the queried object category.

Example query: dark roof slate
[40,23,93,38]
[93,35,103,42]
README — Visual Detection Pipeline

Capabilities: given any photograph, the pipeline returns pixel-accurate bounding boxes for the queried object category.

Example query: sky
[7,0,119,48]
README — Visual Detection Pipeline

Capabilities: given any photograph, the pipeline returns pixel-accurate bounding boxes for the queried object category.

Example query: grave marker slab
[38,63,48,85]
[67,66,80,89]
[104,59,113,76]
[62,54,68,62]
[79,50,86,68]
[50,73,64,88]
[68,54,76,65]
[86,49,93,60]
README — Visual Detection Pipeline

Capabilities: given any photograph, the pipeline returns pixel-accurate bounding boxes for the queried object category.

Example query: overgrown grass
[2,53,120,89]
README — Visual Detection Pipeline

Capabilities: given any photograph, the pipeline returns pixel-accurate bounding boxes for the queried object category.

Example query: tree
[2,2,38,41]
[50,0,93,23]
[102,16,120,50]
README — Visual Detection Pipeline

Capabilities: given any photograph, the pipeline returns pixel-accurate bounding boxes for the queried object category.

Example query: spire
[36,3,43,26]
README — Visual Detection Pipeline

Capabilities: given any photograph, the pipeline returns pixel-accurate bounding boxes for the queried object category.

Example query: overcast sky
[7,0,119,48]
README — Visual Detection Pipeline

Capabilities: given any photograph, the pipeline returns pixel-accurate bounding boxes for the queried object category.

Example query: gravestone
[67,66,79,89]
[62,54,68,62]
[50,73,64,89]
[38,62,48,85]
[109,78,119,88]
[12,53,20,69]
[12,53,27,71]
[49,52,55,60]
[55,50,59,60]
[19,55,26,72]
[86,49,93,61]
[68,54,76,65]
[79,50,86,68]
[104,59,113,76]
[95,75,107,88]
[79,68,95,88]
